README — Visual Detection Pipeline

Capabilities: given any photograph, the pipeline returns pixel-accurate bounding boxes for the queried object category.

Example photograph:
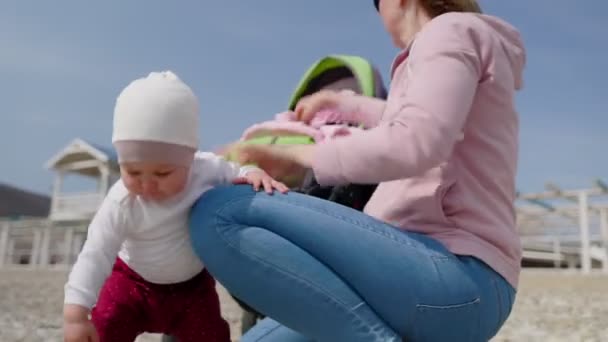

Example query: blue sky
[0,0,606,195]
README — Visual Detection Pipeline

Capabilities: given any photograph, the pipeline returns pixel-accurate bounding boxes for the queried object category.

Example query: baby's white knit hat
[112,71,199,165]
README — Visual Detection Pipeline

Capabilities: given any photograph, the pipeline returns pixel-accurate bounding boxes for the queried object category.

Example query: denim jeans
[189,185,516,341]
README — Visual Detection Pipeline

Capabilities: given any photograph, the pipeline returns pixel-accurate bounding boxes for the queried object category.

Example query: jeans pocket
[413,298,481,342]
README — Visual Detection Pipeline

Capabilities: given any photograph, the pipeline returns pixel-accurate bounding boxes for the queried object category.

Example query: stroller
[227,54,388,334]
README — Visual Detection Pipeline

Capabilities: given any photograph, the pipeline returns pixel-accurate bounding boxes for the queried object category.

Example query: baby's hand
[233,169,289,194]
[64,320,98,342]
[64,304,99,342]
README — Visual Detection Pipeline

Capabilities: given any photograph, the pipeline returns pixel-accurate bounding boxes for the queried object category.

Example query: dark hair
[374,0,482,17]
[420,0,482,17]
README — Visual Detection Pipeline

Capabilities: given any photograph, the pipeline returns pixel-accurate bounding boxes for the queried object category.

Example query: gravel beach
[1,268,606,341]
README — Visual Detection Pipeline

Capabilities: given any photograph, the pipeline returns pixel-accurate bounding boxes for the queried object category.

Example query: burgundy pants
[91,258,230,342]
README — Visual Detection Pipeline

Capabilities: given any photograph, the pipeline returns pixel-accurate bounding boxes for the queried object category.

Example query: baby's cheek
[162,178,186,197]
[175,178,189,194]
[122,178,139,193]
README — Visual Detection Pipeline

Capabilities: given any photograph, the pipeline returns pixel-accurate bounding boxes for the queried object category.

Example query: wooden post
[7,238,15,265]
[30,229,42,267]
[600,208,608,273]
[552,237,561,269]
[99,164,110,194]
[0,222,10,267]
[578,191,591,274]
[39,222,52,266]
[51,171,64,216]
[64,227,74,265]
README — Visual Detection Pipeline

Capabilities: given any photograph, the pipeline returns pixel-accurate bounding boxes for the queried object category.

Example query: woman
[190,0,525,340]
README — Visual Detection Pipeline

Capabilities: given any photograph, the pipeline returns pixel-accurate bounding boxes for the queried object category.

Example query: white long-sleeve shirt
[64,152,255,309]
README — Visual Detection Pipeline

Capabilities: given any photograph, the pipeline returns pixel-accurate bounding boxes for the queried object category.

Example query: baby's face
[120,161,190,202]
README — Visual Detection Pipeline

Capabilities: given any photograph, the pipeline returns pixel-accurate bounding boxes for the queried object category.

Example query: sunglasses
[374,0,380,10]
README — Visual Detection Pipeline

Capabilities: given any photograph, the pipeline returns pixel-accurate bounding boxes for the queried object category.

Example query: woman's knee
[191,185,256,220]
[190,185,254,234]
[188,185,259,261]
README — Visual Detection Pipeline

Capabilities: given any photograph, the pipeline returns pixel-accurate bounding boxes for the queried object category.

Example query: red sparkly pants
[91,258,230,342]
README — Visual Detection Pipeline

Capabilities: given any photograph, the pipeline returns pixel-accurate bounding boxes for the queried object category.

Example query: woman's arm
[333,92,387,128]
[296,90,387,129]
[312,17,482,185]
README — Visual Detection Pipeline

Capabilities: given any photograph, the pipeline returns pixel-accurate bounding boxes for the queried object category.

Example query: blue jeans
[189,185,516,341]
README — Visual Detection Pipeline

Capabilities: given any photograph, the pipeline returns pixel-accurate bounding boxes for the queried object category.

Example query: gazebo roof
[45,138,119,177]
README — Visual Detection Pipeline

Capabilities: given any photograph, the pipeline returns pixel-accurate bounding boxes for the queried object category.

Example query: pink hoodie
[312,13,526,288]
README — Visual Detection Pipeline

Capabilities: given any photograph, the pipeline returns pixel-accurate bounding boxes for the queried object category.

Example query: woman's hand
[233,169,289,194]
[294,90,341,123]
[235,144,315,188]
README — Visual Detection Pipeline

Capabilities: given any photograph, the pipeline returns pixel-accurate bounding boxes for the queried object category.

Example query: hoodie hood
[477,14,526,90]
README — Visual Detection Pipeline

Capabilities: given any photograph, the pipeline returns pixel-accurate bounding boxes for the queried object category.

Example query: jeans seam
[504,284,516,321]
[492,276,503,334]
[213,200,382,332]
[416,297,480,310]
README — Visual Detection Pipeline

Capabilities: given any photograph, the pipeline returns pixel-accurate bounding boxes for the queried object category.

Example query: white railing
[50,192,104,221]
[0,219,88,268]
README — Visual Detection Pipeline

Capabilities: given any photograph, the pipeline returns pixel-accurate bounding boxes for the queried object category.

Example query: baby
[63,71,287,342]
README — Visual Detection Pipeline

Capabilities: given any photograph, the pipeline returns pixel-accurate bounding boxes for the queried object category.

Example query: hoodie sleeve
[313,15,482,185]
